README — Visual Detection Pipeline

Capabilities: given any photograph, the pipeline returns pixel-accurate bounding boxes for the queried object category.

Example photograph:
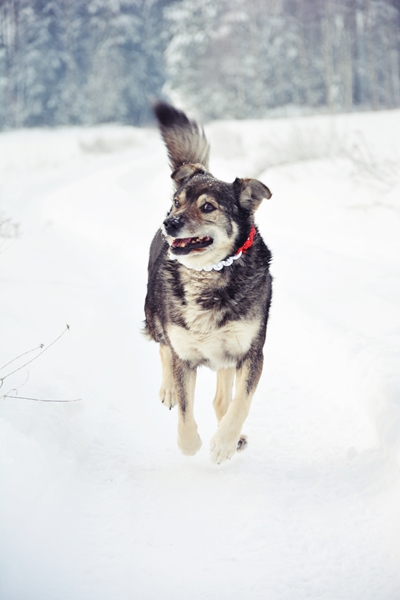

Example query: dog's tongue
[172,238,192,247]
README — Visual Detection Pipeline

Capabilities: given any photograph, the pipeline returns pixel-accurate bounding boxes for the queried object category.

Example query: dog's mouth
[170,236,213,255]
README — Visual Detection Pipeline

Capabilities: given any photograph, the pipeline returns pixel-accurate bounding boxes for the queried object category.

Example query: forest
[0,0,400,128]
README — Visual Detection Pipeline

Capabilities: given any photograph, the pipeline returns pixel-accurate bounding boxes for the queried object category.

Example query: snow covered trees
[0,0,168,128]
[165,0,400,119]
[0,0,399,128]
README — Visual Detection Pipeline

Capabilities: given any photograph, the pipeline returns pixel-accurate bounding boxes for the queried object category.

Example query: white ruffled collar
[169,249,243,272]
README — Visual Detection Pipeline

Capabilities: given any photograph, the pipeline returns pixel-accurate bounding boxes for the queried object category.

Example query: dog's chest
[173,270,226,331]
[182,281,220,331]
[167,270,259,369]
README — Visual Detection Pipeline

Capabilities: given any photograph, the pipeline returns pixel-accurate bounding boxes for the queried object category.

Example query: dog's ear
[171,162,208,185]
[234,178,272,212]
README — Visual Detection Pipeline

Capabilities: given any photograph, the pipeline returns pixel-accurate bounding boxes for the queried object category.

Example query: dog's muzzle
[163,214,214,255]
[163,215,185,236]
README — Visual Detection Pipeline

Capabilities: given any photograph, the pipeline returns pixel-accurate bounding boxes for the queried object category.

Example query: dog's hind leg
[213,368,248,453]
[159,344,177,409]
[210,350,263,464]
[172,355,202,456]
[213,368,235,422]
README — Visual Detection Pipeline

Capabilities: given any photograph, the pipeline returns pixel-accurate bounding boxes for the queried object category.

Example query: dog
[144,102,273,464]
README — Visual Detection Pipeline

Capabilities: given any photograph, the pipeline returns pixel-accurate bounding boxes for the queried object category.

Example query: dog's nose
[163,215,184,236]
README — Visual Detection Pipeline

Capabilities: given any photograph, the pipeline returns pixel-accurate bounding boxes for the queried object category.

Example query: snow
[1,110,400,600]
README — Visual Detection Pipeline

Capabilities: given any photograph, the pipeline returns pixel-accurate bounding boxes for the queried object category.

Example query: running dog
[144,102,273,464]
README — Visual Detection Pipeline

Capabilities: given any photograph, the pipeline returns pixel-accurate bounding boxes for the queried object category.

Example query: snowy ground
[1,110,400,600]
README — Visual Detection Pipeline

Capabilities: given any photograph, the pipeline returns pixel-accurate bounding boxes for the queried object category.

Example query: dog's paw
[177,430,202,456]
[159,383,177,409]
[236,435,248,451]
[210,431,238,464]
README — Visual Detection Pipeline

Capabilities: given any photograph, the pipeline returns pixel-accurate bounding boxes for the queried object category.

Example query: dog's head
[154,102,271,269]
[162,163,271,269]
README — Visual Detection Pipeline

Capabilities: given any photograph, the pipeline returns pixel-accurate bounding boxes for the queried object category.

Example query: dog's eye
[201,202,216,213]
[173,199,179,208]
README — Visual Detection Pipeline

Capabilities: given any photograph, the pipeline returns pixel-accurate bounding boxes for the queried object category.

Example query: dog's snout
[163,214,184,236]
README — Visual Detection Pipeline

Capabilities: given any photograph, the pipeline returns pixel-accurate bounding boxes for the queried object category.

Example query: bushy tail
[153,102,210,171]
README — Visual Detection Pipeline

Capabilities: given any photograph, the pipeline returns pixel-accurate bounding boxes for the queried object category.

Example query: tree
[0,0,171,129]
[165,0,400,119]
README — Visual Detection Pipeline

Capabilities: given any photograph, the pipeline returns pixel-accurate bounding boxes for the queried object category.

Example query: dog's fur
[144,102,273,463]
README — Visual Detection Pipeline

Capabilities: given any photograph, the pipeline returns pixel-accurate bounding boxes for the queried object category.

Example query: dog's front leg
[172,354,202,456]
[213,367,235,422]
[159,344,177,409]
[210,350,263,464]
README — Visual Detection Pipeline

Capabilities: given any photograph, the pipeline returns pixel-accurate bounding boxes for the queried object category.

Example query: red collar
[235,226,256,256]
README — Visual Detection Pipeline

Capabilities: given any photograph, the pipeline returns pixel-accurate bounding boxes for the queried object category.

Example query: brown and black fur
[145,102,273,463]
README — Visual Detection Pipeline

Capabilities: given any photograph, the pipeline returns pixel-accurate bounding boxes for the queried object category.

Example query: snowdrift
[1,110,399,600]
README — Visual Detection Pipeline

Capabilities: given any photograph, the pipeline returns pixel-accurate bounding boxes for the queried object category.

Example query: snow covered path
[1,113,400,599]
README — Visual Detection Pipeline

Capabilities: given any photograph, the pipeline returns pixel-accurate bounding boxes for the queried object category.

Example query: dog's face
[163,173,239,269]
[162,163,271,269]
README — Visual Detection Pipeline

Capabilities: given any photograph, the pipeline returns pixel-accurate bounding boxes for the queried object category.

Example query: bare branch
[0,344,44,372]
[0,371,30,399]
[3,395,82,403]
[0,325,70,385]
[0,325,81,403]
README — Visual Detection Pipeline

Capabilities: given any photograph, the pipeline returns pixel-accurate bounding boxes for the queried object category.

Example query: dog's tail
[154,102,210,172]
